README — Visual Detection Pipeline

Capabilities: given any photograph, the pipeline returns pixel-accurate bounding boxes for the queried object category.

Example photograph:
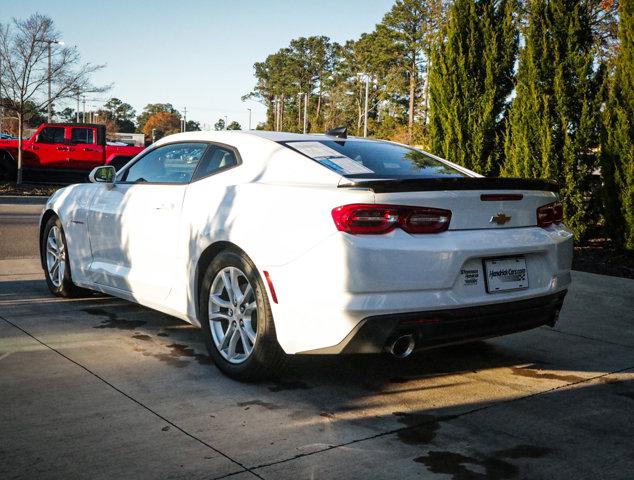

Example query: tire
[41,216,85,297]
[200,249,285,381]
[0,150,17,181]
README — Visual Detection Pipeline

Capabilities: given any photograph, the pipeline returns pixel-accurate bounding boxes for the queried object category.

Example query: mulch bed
[0,182,62,197]
[573,237,634,280]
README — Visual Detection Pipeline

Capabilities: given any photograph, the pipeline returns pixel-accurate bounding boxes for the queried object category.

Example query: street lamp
[224,115,228,130]
[36,38,64,123]
[247,108,252,130]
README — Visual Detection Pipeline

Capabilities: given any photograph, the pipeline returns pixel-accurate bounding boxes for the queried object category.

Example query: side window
[192,145,239,180]
[123,143,208,184]
[71,128,94,144]
[37,127,65,144]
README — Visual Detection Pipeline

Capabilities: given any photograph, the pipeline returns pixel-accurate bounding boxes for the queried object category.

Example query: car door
[22,126,69,168]
[86,142,208,300]
[69,126,104,169]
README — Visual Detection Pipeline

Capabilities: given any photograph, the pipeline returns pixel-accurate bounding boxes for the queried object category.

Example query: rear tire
[200,249,285,381]
[42,216,85,297]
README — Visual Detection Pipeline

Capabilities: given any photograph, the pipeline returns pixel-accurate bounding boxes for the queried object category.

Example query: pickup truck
[0,123,144,182]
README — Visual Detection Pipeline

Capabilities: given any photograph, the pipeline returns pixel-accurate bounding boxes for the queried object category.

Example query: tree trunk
[423,55,431,126]
[408,63,417,145]
[17,112,23,185]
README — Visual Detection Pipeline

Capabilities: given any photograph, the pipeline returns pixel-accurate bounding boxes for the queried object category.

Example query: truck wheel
[200,249,285,381]
[0,151,17,181]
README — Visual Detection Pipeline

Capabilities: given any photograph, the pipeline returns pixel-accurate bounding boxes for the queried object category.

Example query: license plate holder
[483,256,529,293]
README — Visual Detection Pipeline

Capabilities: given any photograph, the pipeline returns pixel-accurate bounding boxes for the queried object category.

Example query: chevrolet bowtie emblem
[490,213,512,225]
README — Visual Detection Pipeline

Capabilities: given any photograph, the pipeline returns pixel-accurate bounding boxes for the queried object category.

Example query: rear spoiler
[338,177,559,193]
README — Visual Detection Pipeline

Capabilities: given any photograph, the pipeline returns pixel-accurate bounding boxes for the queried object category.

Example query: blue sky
[5,0,395,129]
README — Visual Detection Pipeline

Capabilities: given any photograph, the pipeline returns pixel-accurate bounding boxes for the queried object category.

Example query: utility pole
[182,107,187,132]
[363,75,369,138]
[36,38,64,123]
[303,93,308,134]
[247,108,252,130]
[76,93,80,122]
[224,115,228,130]
[82,97,86,123]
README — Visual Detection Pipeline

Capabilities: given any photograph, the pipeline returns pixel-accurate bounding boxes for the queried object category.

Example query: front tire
[200,249,284,381]
[42,216,82,297]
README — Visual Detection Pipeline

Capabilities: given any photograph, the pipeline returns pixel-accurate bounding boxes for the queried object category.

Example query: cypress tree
[428,0,517,175]
[601,1,634,250]
[503,0,598,241]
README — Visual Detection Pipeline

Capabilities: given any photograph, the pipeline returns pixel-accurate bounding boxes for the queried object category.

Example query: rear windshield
[281,139,465,179]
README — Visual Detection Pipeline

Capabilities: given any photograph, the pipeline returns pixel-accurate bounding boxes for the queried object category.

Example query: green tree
[214,118,225,131]
[429,0,518,175]
[104,97,136,132]
[503,0,598,240]
[381,0,446,143]
[227,121,241,130]
[601,0,634,249]
[185,120,201,131]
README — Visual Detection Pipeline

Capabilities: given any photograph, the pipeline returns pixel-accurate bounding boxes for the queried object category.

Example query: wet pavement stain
[268,380,312,392]
[166,343,212,365]
[510,367,585,383]
[393,412,456,445]
[84,308,147,330]
[132,333,152,341]
[237,400,283,411]
[131,343,211,368]
[414,445,551,479]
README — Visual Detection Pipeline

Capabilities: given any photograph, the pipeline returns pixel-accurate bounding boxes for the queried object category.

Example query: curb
[0,195,49,205]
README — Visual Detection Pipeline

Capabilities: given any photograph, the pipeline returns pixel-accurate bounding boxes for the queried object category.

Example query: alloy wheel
[45,226,66,288]
[208,266,258,364]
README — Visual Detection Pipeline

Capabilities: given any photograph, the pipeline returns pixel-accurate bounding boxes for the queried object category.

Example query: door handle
[56,146,68,151]
[83,147,99,152]
[27,145,39,150]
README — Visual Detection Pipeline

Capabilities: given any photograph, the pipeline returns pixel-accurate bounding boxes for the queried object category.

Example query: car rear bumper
[300,290,567,354]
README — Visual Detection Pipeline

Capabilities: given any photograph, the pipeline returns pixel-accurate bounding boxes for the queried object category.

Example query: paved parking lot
[1,225,633,478]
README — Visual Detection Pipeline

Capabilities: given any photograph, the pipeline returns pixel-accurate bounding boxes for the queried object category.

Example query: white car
[39,129,573,380]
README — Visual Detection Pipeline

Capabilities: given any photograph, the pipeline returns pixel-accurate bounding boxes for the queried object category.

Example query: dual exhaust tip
[386,334,416,359]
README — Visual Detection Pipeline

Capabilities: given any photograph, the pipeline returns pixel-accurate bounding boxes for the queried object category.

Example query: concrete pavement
[1,255,633,480]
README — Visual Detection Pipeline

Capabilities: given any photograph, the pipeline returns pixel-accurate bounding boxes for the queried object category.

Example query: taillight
[537,201,564,228]
[331,204,451,235]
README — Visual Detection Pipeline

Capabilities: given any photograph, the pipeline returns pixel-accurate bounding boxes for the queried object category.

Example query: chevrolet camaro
[39,129,573,380]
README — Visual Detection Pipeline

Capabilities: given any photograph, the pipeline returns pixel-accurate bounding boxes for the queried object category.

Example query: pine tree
[428,0,517,175]
[503,0,598,241]
[601,0,634,250]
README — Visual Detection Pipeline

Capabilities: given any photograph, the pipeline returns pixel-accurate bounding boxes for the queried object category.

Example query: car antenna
[325,126,347,139]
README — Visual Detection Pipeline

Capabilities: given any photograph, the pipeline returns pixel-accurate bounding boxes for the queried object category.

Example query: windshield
[281,139,466,179]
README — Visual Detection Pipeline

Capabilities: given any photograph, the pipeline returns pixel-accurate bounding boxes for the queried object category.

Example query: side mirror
[89,165,116,188]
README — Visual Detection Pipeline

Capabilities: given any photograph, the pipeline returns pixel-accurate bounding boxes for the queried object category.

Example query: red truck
[0,123,144,182]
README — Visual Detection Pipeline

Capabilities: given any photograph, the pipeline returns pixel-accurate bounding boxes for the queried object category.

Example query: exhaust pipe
[387,334,416,359]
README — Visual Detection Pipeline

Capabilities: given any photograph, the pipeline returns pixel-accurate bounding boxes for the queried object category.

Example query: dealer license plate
[484,257,528,293]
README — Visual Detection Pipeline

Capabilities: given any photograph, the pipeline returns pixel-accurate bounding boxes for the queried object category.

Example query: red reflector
[263,271,278,304]
[480,194,523,201]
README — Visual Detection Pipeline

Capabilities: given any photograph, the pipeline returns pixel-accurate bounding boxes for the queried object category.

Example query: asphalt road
[1,201,633,480]
[0,203,44,259]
